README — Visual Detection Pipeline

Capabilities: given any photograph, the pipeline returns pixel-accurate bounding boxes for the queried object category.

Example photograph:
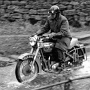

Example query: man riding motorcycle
[36,5,72,70]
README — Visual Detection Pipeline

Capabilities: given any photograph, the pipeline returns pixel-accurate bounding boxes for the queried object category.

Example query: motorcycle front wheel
[15,59,39,83]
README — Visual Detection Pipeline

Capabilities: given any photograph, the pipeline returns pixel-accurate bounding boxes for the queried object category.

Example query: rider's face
[50,13,56,19]
[49,11,56,20]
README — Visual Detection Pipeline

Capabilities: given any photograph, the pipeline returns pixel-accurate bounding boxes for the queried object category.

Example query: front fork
[30,47,39,71]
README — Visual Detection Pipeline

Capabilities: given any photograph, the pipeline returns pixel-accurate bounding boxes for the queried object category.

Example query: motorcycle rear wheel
[15,59,39,83]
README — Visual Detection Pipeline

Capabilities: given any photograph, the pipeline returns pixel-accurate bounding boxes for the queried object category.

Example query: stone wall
[0,0,90,27]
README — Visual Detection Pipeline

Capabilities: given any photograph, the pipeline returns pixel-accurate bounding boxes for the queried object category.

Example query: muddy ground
[0,21,90,90]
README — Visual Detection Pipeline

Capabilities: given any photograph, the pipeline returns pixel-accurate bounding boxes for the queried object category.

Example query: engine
[43,42,54,52]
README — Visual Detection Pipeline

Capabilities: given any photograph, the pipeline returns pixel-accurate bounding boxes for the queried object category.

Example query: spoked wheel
[15,59,39,83]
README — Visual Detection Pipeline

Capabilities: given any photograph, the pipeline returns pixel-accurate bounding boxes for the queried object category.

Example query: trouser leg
[56,48,64,62]
[52,48,64,63]
[51,48,64,70]
[43,52,50,60]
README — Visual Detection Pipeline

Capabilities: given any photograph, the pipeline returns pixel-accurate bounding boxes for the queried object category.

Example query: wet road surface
[0,54,90,90]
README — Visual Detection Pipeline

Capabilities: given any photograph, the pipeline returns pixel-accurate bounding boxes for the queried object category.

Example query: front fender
[18,53,42,73]
[18,53,34,60]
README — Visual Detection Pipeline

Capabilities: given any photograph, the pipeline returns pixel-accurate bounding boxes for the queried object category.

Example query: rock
[19,1,27,5]
[0,5,6,9]
[4,0,11,5]
[29,9,37,15]
[0,9,5,14]
[70,1,79,6]
[63,9,76,15]
[86,16,90,21]
[67,4,73,10]
[82,8,90,14]
[2,13,10,18]
[37,9,48,15]
[86,5,90,8]
[25,5,32,9]
[35,15,41,20]
[10,13,22,19]
[0,1,3,5]
[61,1,70,5]
[86,1,90,5]
[23,14,30,20]
[58,4,67,10]
[11,1,19,5]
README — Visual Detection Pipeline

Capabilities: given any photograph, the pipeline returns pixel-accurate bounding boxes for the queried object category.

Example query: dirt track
[0,54,90,90]
[0,30,90,90]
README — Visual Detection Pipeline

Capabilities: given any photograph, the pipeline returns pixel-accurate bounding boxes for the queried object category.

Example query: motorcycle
[15,34,87,83]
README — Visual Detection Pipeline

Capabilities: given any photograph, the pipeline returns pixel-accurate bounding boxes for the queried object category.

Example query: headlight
[29,41,36,46]
[29,35,38,46]
[29,37,36,46]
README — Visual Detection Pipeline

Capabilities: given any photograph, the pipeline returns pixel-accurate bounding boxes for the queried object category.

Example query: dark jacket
[37,14,72,51]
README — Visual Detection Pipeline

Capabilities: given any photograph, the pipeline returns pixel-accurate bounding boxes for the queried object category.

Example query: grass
[0,20,89,56]
[0,20,41,56]
[0,36,30,55]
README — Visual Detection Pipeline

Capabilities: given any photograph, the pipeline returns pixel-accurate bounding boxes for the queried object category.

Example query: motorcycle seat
[69,38,78,49]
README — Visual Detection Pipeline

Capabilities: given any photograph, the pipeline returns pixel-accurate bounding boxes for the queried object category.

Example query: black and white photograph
[0,0,90,90]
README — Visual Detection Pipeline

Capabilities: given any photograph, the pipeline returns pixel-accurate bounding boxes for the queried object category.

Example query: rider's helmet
[48,5,60,15]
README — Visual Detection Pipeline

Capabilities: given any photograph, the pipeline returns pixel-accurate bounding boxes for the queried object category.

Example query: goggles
[48,10,56,15]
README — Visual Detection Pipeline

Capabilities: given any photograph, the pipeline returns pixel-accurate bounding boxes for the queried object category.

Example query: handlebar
[39,35,49,39]
[29,34,52,42]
